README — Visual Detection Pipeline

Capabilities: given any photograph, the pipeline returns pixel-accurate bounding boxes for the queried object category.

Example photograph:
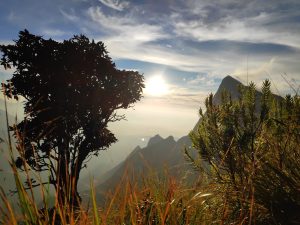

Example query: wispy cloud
[232,57,300,95]
[171,0,300,48]
[81,1,300,89]
[187,74,218,86]
[41,28,68,37]
[60,8,80,22]
[1,0,299,143]
[1,0,299,98]
[98,0,129,11]
[87,6,167,42]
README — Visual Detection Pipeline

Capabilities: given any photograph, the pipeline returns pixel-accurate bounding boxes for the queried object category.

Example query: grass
[0,142,263,225]
[0,145,213,225]
[1,82,300,224]
[0,122,223,225]
[0,91,215,225]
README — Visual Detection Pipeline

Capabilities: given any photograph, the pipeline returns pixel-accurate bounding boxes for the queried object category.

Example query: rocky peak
[147,134,164,147]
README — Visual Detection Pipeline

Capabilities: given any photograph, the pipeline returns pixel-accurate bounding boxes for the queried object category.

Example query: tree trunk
[55,142,88,210]
[69,150,87,209]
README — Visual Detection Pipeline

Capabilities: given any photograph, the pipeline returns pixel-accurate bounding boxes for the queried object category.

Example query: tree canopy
[0,30,144,206]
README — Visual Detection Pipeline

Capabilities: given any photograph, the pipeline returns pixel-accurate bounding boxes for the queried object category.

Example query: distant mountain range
[1,75,283,206]
[91,75,259,199]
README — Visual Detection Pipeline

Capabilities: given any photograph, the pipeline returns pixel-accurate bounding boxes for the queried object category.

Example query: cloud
[187,74,218,86]
[171,0,300,48]
[2,0,299,148]
[172,15,298,48]
[98,0,129,11]
[87,6,168,42]
[232,57,300,95]
[102,36,299,97]
[41,28,68,37]
[141,80,211,110]
[60,8,80,22]
[82,2,300,90]
[2,0,299,98]
[168,88,208,108]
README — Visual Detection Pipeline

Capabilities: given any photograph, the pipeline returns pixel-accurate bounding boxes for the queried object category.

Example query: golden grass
[1,86,299,224]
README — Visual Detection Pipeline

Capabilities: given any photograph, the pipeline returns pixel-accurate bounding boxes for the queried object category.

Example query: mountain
[213,75,243,105]
[91,135,189,199]
[92,75,250,199]
[213,75,282,110]
[91,76,225,196]
[84,75,285,203]
[147,134,164,146]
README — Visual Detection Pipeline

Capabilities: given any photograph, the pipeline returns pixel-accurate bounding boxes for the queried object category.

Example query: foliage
[188,80,300,224]
[1,78,299,224]
[1,41,299,224]
[0,30,144,207]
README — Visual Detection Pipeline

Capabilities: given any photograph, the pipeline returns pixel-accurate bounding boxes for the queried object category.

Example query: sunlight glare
[145,75,169,96]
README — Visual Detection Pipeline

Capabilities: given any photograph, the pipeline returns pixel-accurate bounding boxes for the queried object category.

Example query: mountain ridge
[89,75,284,202]
[93,75,244,197]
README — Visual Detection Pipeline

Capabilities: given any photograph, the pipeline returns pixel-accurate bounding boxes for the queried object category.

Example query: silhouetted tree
[0,30,144,207]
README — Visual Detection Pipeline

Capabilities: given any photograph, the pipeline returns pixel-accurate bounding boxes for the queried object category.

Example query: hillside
[93,75,247,198]
[93,75,286,200]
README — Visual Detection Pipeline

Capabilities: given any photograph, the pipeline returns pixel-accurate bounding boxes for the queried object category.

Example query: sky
[0,0,300,167]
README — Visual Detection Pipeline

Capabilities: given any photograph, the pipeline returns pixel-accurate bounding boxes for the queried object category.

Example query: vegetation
[0,78,299,224]
[0,32,299,225]
[0,30,144,207]
[187,80,300,224]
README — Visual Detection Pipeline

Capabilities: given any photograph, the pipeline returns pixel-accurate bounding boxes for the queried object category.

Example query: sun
[145,75,169,96]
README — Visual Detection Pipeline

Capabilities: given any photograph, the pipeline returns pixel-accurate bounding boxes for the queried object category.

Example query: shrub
[188,80,300,224]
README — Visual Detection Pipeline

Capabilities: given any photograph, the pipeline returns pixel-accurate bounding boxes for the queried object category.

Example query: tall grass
[1,82,299,224]
[0,90,216,225]
[0,110,218,225]
[0,137,262,225]
[0,135,214,225]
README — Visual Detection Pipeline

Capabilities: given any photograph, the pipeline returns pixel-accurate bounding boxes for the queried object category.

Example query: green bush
[188,80,300,224]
